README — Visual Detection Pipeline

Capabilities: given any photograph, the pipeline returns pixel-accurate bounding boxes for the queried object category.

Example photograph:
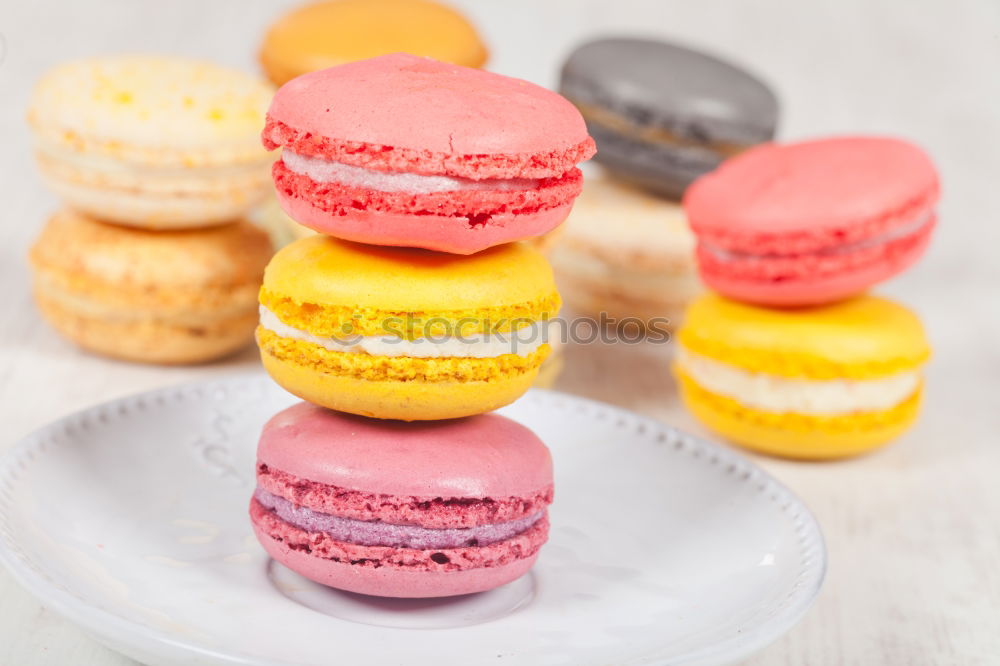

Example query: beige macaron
[549,168,702,328]
[28,56,275,229]
[30,209,273,364]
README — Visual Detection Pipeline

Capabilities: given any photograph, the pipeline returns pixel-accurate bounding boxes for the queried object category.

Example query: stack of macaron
[26,56,275,364]
[551,37,779,328]
[675,136,939,459]
[249,53,594,597]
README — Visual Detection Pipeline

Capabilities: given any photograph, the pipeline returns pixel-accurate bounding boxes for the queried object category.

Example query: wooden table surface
[1,0,998,663]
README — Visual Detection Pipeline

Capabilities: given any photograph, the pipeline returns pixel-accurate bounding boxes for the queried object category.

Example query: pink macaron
[249,402,554,598]
[684,136,940,306]
[262,53,595,254]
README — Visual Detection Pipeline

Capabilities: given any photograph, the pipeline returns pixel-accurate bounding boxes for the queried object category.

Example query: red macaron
[684,136,939,306]
[262,54,595,254]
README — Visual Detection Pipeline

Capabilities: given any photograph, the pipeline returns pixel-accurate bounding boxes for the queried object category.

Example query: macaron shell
[259,348,541,421]
[276,186,573,254]
[31,210,272,295]
[253,520,538,598]
[677,293,930,379]
[263,235,557,312]
[258,402,553,498]
[560,38,778,197]
[28,56,274,167]
[34,295,258,364]
[697,217,934,307]
[685,136,940,247]
[267,54,590,157]
[677,370,923,459]
[560,38,779,146]
[259,0,488,86]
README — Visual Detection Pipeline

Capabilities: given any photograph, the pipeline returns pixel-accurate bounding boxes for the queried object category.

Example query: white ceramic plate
[0,374,824,666]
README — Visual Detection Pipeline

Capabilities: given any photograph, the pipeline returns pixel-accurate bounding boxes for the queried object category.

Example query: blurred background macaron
[259,0,488,87]
[29,209,272,364]
[674,293,930,459]
[560,37,778,200]
[549,168,702,328]
[28,56,274,229]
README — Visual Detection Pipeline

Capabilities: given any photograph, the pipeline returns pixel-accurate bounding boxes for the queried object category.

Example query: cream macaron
[549,168,702,328]
[28,56,275,229]
[30,209,273,364]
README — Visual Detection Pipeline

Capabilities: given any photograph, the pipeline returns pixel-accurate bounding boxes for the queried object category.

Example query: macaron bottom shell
[276,185,574,255]
[584,119,725,200]
[696,219,934,307]
[35,292,258,364]
[252,516,540,598]
[677,370,923,459]
[258,334,545,421]
[555,271,693,327]
[36,146,272,230]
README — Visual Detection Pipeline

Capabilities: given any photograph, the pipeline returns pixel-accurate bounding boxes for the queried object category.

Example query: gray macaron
[560,37,779,199]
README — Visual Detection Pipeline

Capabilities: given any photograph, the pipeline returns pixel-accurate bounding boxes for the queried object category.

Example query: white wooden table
[1,0,998,663]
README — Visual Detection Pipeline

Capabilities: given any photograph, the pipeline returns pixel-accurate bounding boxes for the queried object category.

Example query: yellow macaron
[30,209,273,364]
[257,236,560,420]
[674,293,931,459]
[28,56,275,229]
[259,0,488,87]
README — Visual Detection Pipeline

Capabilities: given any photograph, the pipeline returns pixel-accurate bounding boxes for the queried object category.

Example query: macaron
[674,293,931,459]
[684,136,940,306]
[250,402,553,598]
[30,209,273,364]
[262,53,595,254]
[257,235,560,420]
[28,56,274,228]
[259,0,488,86]
[560,37,778,199]
[549,168,702,327]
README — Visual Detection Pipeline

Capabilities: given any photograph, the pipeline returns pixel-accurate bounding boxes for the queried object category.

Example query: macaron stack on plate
[27,56,274,363]
[250,54,593,596]
[255,0,489,244]
[553,38,778,328]
[677,136,940,458]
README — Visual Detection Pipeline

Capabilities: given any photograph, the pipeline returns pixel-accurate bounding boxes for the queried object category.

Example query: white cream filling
[677,349,920,414]
[259,306,547,359]
[281,150,539,194]
[702,209,934,261]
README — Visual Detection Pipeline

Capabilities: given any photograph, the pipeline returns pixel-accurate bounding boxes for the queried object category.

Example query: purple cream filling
[253,487,544,549]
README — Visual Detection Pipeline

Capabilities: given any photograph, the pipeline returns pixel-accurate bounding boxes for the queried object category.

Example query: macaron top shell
[678,293,930,379]
[685,136,940,253]
[29,56,274,167]
[263,235,557,311]
[560,37,778,146]
[258,402,553,498]
[263,54,595,178]
[259,0,488,86]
